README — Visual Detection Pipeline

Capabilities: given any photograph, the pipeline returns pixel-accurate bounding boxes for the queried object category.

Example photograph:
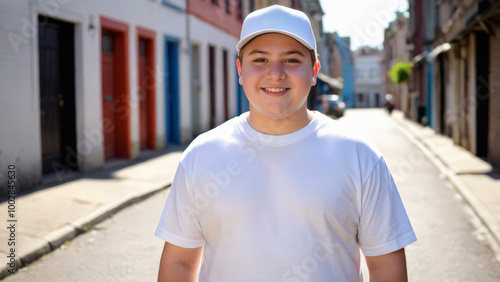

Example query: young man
[156,5,416,281]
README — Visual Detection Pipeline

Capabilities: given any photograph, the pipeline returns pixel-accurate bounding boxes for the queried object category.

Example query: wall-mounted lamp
[88,14,95,31]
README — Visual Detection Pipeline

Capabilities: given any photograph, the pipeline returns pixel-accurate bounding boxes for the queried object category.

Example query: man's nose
[266,61,286,80]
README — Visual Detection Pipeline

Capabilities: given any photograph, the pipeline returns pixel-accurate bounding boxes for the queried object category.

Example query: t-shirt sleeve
[155,163,206,248]
[358,157,417,256]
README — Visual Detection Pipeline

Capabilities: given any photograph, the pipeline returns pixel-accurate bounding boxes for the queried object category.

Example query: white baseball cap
[236,5,316,52]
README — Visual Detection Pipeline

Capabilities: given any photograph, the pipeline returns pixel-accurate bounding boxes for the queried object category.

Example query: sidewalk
[392,110,500,260]
[1,112,500,279]
[0,146,185,279]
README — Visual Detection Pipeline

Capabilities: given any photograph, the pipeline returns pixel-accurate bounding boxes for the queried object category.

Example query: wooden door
[476,32,489,158]
[39,21,61,172]
[209,46,216,128]
[165,40,180,144]
[137,27,156,151]
[100,17,131,160]
[191,44,202,137]
[102,32,116,160]
[438,55,446,134]
[223,50,229,121]
[138,38,149,150]
[39,16,76,174]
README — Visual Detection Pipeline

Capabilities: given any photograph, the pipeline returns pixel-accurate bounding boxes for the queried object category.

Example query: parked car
[315,94,345,118]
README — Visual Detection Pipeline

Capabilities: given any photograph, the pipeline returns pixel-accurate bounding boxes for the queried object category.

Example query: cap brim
[236,30,314,51]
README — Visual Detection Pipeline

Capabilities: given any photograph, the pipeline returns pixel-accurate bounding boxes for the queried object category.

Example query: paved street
[4,189,168,282]
[339,109,500,281]
[4,109,500,281]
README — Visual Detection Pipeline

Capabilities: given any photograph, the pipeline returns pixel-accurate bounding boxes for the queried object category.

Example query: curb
[0,183,171,280]
[392,114,500,260]
[445,171,500,260]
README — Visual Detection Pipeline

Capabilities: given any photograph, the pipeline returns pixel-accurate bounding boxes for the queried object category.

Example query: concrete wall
[188,14,239,129]
[0,0,240,193]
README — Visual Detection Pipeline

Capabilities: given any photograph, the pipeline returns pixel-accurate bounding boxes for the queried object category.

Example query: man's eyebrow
[247,49,269,56]
[246,49,306,57]
[283,50,306,57]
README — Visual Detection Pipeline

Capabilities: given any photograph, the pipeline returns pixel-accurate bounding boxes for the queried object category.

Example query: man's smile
[262,87,289,96]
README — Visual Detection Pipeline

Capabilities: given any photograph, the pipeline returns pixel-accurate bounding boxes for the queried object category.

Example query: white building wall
[0,0,194,191]
[354,52,385,108]
[189,15,239,129]
[0,0,242,192]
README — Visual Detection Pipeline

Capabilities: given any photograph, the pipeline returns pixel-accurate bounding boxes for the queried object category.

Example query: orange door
[102,32,116,160]
[138,38,148,150]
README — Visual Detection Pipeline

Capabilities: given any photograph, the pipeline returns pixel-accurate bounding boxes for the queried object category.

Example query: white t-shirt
[156,111,416,282]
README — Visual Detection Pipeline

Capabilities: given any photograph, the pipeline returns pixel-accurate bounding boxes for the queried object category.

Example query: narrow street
[4,109,500,282]
[339,109,500,281]
[5,188,167,282]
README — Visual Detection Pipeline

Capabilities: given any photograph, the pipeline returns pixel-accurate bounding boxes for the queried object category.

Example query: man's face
[237,33,320,120]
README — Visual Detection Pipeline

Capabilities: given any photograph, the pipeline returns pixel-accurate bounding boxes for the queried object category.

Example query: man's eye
[253,58,267,63]
[285,59,300,63]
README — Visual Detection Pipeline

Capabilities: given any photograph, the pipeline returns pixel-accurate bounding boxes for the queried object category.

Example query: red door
[100,17,131,160]
[138,38,149,150]
[102,32,116,160]
[137,27,156,151]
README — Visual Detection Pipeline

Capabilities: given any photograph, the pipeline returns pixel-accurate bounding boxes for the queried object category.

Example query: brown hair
[238,44,318,67]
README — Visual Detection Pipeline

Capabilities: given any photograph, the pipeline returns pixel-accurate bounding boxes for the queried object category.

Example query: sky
[318,0,409,50]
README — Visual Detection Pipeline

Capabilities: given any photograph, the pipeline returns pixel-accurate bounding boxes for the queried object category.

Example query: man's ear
[237,59,243,85]
[311,61,321,86]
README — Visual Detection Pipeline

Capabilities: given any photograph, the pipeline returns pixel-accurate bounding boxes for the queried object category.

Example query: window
[356,68,363,79]
[139,38,147,58]
[102,32,114,53]
[369,68,376,78]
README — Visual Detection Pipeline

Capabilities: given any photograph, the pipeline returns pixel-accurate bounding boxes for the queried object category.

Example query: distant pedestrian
[384,93,395,114]
[156,5,416,281]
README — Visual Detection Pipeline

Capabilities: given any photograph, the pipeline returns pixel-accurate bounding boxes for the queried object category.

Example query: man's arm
[157,242,203,282]
[365,248,408,282]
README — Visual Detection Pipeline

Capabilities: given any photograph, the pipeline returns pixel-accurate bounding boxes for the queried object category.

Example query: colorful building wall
[0,0,245,193]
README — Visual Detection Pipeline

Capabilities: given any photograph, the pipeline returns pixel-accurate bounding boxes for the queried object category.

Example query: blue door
[165,37,180,144]
[236,57,249,115]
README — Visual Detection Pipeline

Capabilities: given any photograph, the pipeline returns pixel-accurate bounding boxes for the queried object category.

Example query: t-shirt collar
[236,112,319,146]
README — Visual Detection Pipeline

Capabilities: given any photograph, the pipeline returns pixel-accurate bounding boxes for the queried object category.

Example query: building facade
[0,0,246,194]
[407,0,435,124]
[354,47,386,108]
[408,0,500,168]
[383,12,409,111]
[320,33,354,108]
[0,0,335,194]
[335,36,355,109]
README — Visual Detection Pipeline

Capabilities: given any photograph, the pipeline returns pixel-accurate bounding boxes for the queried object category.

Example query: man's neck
[246,109,314,135]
